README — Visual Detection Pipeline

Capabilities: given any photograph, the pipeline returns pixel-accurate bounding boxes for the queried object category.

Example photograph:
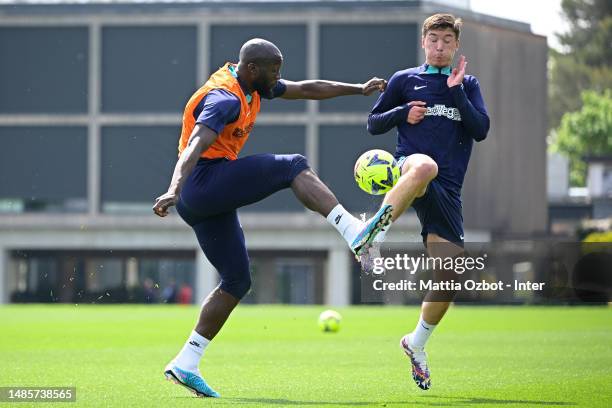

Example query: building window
[101,26,197,113]
[100,126,178,213]
[0,126,88,213]
[8,251,195,304]
[0,26,88,113]
[210,24,307,113]
[319,23,417,113]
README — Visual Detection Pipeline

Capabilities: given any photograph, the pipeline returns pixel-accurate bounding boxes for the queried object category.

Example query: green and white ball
[318,310,342,333]
[354,149,400,195]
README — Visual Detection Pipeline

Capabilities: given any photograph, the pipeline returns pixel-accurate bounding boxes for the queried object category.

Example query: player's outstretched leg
[291,168,392,255]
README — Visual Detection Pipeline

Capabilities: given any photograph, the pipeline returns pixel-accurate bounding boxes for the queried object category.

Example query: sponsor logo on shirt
[232,122,255,138]
[425,104,462,121]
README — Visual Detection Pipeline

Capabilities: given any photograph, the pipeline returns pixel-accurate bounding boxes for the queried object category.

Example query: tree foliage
[549,0,612,131]
[552,90,612,186]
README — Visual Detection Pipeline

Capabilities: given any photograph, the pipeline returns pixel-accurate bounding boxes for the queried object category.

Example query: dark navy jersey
[368,63,489,194]
[193,80,287,134]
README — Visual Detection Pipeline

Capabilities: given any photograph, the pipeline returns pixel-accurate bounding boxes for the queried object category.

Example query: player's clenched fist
[407,101,427,125]
[361,77,387,95]
[153,192,178,217]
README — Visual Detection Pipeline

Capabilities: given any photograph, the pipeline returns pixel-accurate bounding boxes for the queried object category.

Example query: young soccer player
[153,38,392,397]
[365,14,490,390]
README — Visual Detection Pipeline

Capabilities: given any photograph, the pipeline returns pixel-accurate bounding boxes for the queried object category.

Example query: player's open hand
[447,55,466,88]
[407,101,427,124]
[361,77,387,95]
[153,191,178,217]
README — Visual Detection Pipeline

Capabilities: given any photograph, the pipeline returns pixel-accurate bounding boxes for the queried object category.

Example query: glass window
[276,259,316,304]
[0,126,88,213]
[319,23,418,113]
[210,24,307,113]
[318,125,399,213]
[100,126,179,213]
[9,251,195,304]
[102,26,197,113]
[0,27,88,113]
[244,252,324,304]
[139,258,195,304]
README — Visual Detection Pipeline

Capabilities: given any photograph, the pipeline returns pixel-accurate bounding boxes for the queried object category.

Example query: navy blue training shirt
[193,79,287,134]
[368,63,489,194]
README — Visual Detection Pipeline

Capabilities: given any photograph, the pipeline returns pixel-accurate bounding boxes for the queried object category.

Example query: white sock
[408,316,437,349]
[174,330,210,373]
[326,204,363,245]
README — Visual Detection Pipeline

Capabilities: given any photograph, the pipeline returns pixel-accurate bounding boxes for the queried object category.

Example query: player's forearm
[166,143,203,196]
[296,80,363,99]
[367,105,409,135]
[167,125,217,195]
[449,85,490,141]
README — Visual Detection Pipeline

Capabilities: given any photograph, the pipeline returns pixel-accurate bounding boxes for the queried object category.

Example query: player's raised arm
[447,55,490,141]
[280,77,386,100]
[153,124,218,217]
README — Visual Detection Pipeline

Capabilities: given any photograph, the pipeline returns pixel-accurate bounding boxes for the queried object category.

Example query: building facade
[0,0,548,304]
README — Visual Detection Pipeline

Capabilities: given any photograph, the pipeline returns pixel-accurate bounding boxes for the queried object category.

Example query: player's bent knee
[411,158,438,184]
[220,276,252,300]
[286,153,310,181]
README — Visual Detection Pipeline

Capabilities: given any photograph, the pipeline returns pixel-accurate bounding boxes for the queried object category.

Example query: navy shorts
[176,153,309,299]
[397,156,464,246]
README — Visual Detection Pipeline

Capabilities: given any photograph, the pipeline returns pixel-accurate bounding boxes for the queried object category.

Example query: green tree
[549,0,612,131]
[552,89,612,186]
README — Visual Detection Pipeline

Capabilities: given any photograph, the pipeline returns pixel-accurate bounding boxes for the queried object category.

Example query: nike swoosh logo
[414,85,427,90]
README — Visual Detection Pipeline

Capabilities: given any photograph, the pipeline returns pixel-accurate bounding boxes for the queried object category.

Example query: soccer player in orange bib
[153,38,393,398]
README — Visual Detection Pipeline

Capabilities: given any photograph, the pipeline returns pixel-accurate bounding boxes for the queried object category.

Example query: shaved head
[236,38,284,96]
[238,38,283,65]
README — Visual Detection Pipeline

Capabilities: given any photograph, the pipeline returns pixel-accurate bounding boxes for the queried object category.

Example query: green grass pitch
[1,305,611,407]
